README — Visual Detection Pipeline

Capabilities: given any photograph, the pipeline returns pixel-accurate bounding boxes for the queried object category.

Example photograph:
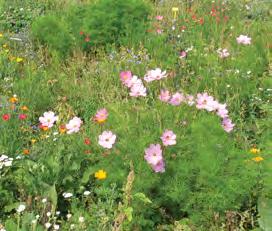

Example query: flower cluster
[217,48,230,58]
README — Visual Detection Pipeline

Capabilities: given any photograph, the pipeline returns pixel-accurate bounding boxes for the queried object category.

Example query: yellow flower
[172,7,179,20]
[16,57,23,63]
[252,156,264,162]
[250,148,260,154]
[31,139,37,145]
[2,44,8,48]
[95,170,107,180]
[0,33,3,38]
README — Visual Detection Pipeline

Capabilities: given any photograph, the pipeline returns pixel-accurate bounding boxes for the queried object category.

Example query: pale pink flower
[98,131,117,149]
[151,160,165,173]
[169,92,185,106]
[236,35,251,45]
[129,81,147,97]
[66,117,82,134]
[39,111,58,128]
[94,108,108,124]
[221,117,235,133]
[217,48,230,58]
[144,144,163,166]
[215,103,229,118]
[156,29,163,34]
[120,71,132,87]
[144,68,167,82]
[159,90,171,102]
[155,15,163,20]
[196,93,217,111]
[179,50,187,59]
[161,130,176,146]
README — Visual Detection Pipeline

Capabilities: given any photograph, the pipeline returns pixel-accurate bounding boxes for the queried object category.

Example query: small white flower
[63,192,73,198]
[35,215,40,219]
[53,224,60,230]
[53,132,58,136]
[46,212,51,217]
[56,211,60,216]
[70,224,75,229]
[31,220,37,224]
[45,223,51,229]
[42,198,47,203]
[67,213,72,219]
[83,191,91,196]
[17,204,26,213]
[79,216,85,223]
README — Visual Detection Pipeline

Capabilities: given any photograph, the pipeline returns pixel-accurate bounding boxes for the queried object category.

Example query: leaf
[258,197,272,231]
[124,207,133,222]
[4,202,21,212]
[5,219,17,230]
[47,184,58,213]
[133,192,152,204]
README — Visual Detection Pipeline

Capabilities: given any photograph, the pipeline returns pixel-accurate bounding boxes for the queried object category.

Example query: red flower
[84,138,91,145]
[2,114,11,121]
[19,114,27,120]
[79,31,84,35]
[85,37,90,42]
[199,18,204,25]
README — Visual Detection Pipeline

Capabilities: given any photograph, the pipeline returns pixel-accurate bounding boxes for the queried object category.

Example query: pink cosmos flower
[144,144,163,166]
[39,111,58,128]
[156,29,163,34]
[179,50,187,59]
[236,35,251,45]
[221,117,235,133]
[169,92,185,106]
[151,160,165,173]
[196,93,217,111]
[217,48,230,58]
[66,116,82,134]
[159,89,171,102]
[144,68,167,82]
[94,108,108,124]
[161,130,176,146]
[120,71,132,87]
[155,15,163,20]
[129,78,147,97]
[98,131,117,149]
[215,103,229,118]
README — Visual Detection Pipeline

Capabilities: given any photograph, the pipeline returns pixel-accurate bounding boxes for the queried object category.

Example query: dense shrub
[31,15,74,56]
[79,0,151,49]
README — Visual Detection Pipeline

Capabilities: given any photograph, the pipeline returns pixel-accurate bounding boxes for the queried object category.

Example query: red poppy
[19,114,27,120]
[85,37,90,42]
[2,114,11,121]
[84,138,91,145]
[79,31,84,35]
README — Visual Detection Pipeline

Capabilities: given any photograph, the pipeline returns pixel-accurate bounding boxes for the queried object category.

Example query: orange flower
[252,156,264,162]
[23,149,30,155]
[59,125,66,134]
[21,106,29,111]
[39,124,49,131]
[9,96,18,103]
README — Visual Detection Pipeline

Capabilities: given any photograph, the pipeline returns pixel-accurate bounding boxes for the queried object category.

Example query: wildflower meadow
[0,0,271,230]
